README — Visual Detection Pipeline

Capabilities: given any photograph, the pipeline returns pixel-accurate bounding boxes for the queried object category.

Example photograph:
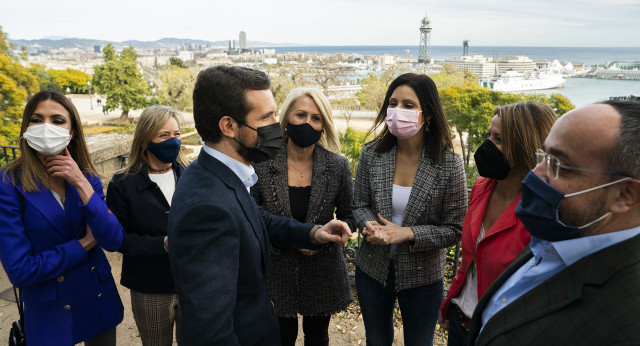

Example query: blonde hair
[497,102,557,172]
[2,91,99,192]
[279,87,340,153]
[117,105,190,177]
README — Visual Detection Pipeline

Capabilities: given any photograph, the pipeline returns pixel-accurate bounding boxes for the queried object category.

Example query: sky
[2,0,639,47]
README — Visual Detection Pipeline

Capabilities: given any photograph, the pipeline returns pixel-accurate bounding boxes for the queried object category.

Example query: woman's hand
[376,214,415,244]
[437,311,449,331]
[79,226,98,252]
[298,248,319,256]
[45,148,94,204]
[362,220,391,245]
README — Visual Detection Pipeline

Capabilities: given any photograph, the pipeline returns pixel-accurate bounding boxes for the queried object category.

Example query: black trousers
[278,316,331,346]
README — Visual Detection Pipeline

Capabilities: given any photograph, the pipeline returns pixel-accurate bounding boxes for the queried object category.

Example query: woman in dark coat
[106,105,190,346]
[251,87,354,346]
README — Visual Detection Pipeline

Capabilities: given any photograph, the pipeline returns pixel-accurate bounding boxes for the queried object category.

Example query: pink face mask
[385,107,423,139]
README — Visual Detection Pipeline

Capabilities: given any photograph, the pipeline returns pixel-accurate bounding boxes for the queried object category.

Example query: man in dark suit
[468,100,640,345]
[167,66,351,345]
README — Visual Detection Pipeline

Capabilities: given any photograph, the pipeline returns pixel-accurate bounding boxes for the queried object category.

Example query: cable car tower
[418,13,433,68]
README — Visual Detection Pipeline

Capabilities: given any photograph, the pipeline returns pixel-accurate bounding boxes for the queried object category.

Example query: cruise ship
[480,71,566,92]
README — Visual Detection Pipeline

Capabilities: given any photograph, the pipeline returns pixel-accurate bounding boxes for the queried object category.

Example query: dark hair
[2,90,99,191]
[368,73,453,164]
[193,65,271,143]
[601,99,640,179]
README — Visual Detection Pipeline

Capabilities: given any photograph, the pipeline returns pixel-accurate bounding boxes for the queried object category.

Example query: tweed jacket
[251,142,354,317]
[468,233,640,346]
[353,139,467,290]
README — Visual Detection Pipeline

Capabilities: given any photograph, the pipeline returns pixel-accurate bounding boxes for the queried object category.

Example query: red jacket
[440,177,530,318]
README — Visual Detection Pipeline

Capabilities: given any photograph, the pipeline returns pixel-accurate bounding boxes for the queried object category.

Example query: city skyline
[1,0,638,47]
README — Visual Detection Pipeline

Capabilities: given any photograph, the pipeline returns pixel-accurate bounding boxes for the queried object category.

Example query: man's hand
[313,219,352,244]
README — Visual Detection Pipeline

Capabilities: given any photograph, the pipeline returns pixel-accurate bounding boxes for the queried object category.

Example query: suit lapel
[469,247,533,341]
[306,147,328,223]
[198,150,268,267]
[373,146,396,220]
[474,233,640,344]
[402,148,438,226]
[18,184,73,240]
[272,146,292,218]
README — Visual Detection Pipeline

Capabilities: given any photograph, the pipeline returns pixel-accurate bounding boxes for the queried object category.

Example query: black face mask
[286,122,323,148]
[235,122,283,163]
[474,139,511,180]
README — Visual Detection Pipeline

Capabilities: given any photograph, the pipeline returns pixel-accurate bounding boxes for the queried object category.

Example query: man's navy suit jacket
[168,149,316,345]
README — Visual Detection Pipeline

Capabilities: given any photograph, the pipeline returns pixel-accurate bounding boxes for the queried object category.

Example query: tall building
[239,31,247,50]
[418,13,432,64]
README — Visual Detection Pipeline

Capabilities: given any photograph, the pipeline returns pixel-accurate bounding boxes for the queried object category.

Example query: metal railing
[1,145,20,165]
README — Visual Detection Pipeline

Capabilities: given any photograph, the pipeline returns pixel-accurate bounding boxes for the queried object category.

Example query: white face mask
[22,123,71,156]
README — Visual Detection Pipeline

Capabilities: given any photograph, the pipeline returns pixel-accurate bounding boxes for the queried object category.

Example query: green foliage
[28,64,61,92]
[261,63,307,111]
[180,133,202,146]
[429,63,478,89]
[157,65,196,111]
[339,127,370,176]
[0,27,39,145]
[440,84,575,165]
[46,68,91,94]
[0,26,12,55]
[92,44,149,120]
[356,68,400,111]
[439,85,495,164]
[169,57,187,69]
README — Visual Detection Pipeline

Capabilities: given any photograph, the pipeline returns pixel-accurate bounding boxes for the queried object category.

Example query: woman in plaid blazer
[352,73,467,346]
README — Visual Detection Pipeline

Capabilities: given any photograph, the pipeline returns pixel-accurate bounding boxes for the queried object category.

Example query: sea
[264,46,640,107]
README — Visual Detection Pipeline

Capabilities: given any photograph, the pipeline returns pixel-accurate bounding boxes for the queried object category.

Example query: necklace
[149,165,173,173]
[288,160,312,178]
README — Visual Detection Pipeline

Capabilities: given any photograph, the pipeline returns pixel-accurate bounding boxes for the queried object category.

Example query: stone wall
[85,133,133,184]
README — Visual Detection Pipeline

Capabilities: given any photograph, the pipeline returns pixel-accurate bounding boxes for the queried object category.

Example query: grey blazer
[251,142,354,316]
[353,139,467,290]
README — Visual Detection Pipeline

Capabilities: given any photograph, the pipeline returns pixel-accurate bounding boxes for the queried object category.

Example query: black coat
[106,163,185,294]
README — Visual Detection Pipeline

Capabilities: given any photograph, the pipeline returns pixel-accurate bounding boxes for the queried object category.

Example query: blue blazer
[168,149,317,345]
[0,173,124,346]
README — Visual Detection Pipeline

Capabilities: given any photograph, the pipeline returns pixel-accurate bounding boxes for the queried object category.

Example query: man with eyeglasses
[467,100,640,345]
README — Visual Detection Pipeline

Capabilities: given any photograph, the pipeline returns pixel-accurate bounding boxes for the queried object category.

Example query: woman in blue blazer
[0,91,125,346]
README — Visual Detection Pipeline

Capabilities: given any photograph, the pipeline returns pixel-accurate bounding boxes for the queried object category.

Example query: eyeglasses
[535,149,630,180]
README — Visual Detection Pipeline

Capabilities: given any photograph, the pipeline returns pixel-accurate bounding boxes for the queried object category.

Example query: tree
[28,64,62,92]
[170,57,187,69]
[47,68,91,94]
[439,85,494,164]
[0,26,39,146]
[157,65,196,111]
[333,97,359,128]
[92,44,148,120]
[261,63,307,111]
[356,68,400,111]
[429,63,478,89]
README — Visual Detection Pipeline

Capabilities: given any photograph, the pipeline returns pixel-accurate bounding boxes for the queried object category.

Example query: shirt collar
[202,144,258,190]
[551,226,640,266]
[531,225,640,267]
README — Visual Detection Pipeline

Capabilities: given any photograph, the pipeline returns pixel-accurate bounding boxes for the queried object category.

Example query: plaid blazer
[251,142,354,316]
[468,233,640,346]
[352,139,467,290]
